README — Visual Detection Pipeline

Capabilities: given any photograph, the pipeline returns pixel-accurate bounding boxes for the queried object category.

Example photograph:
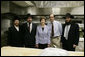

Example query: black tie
[51,22,54,37]
[42,27,44,31]
[29,23,31,32]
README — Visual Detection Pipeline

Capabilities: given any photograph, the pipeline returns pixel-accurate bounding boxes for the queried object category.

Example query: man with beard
[61,13,79,51]
[21,14,37,48]
[8,16,23,47]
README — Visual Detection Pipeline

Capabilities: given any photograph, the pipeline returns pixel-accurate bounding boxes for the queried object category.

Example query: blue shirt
[47,20,62,37]
[36,25,51,44]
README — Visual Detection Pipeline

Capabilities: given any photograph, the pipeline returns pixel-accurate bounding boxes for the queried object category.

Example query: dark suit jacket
[8,25,24,47]
[21,23,37,47]
[61,23,79,46]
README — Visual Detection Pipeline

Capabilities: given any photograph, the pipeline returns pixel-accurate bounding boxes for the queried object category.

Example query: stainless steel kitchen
[1,1,84,56]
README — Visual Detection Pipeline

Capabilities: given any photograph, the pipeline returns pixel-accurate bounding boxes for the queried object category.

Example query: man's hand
[47,44,51,47]
[35,44,39,48]
[73,44,77,48]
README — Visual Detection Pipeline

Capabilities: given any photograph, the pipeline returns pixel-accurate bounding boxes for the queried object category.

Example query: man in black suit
[61,13,79,51]
[21,14,37,48]
[8,16,23,47]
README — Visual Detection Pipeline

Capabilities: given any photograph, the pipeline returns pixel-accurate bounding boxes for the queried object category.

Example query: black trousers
[62,41,75,51]
[10,45,23,47]
[9,43,23,47]
[38,44,48,49]
[25,45,35,48]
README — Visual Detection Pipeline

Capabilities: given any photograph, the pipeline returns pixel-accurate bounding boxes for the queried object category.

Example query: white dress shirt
[14,26,19,31]
[64,25,71,40]
[48,20,62,37]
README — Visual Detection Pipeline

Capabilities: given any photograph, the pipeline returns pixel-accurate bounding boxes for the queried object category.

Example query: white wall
[27,7,53,15]
[1,1,10,13]
[1,1,28,15]
[1,19,11,31]
[10,2,27,15]
[71,6,84,15]
[52,8,60,14]
[27,7,38,15]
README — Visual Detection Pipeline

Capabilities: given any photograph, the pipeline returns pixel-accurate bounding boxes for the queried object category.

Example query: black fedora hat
[25,13,33,19]
[12,16,20,22]
[63,13,74,19]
